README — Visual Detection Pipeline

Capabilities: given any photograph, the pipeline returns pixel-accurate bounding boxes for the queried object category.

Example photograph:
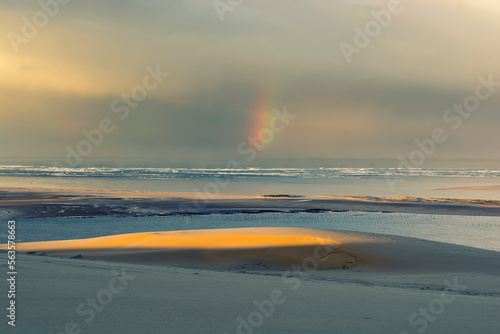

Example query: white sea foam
[1,165,500,179]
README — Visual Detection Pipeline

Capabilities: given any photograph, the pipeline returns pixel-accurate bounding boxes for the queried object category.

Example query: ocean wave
[1,165,500,179]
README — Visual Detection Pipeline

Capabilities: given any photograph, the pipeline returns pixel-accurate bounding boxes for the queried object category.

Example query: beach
[1,249,499,334]
[4,0,500,332]
[2,187,500,220]
[1,187,499,333]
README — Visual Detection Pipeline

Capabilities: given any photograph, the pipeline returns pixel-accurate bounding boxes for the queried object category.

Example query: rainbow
[248,84,278,151]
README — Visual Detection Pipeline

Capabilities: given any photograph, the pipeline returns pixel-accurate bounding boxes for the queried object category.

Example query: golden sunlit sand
[17,229,343,250]
[7,228,371,270]
[4,226,499,274]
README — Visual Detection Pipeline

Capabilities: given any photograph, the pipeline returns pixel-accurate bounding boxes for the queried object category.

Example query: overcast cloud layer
[1,0,499,163]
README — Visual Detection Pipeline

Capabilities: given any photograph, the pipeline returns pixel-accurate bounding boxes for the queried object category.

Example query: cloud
[1,0,499,161]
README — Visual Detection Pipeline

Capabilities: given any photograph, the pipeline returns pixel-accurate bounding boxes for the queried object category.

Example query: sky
[1,0,500,165]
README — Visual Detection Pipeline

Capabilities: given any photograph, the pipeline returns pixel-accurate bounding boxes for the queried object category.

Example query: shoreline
[2,186,500,219]
[437,185,500,192]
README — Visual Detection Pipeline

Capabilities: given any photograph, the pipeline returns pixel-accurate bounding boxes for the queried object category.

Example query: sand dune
[2,228,499,333]
[4,227,499,274]
[8,228,368,270]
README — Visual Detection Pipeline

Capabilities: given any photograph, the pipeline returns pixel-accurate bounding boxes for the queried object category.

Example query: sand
[2,187,500,219]
[5,227,499,274]
[1,187,499,333]
[8,228,358,270]
[1,228,499,333]
[437,185,500,191]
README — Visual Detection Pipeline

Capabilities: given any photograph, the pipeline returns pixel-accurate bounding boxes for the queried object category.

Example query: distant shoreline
[437,185,500,191]
[2,187,500,219]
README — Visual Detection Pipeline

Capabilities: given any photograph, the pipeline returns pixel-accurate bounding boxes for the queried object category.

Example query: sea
[1,157,500,199]
[1,158,499,251]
